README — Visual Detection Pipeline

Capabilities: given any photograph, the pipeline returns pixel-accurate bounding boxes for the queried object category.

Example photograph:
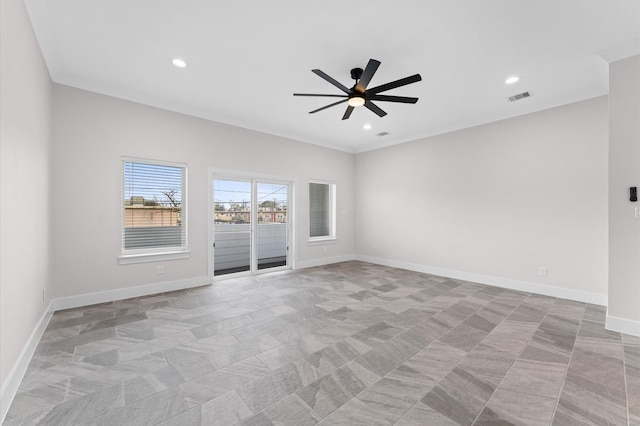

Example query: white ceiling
[25,0,640,153]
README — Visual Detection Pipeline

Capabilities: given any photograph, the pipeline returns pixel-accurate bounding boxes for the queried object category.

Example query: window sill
[308,238,337,246]
[118,250,191,265]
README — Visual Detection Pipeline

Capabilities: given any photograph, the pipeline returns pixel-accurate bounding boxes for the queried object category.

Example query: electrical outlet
[42,288,45,302]
[538,266,547,277]
[636,207,640,219]
[157,265,164,274]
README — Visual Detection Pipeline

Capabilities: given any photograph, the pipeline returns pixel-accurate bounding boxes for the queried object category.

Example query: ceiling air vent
[376,131,389,137]
[507,91,532,102]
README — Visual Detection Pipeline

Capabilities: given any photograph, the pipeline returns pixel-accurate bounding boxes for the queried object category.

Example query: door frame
[208,168,295,282]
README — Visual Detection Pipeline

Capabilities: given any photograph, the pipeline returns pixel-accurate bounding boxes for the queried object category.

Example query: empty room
[1,0,639,425]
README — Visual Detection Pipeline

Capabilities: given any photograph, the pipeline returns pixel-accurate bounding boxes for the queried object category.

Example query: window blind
[122,160,186,251]
[309,182,331,238]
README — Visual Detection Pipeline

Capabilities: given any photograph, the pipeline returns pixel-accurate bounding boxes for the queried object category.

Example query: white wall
[50,84,355,299]
[355,96,609,302]
[608,54,640,334]
[0,0,52,414]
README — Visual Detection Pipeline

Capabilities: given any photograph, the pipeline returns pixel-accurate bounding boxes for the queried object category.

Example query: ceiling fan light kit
[294,59,421,120]
[348,96,365,107]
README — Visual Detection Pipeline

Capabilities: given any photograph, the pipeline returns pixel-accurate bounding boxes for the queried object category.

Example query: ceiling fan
[294,59,421,120]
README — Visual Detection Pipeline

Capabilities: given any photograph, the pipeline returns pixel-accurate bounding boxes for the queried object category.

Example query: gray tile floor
[4,261,640,425]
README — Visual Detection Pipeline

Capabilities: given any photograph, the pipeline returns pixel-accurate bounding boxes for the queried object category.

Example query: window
[120,158,188,263]
[309,181,335,241]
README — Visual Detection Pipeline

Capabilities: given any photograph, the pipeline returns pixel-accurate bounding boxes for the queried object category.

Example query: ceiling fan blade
[364,100,387,117]
[342,106,354,120]
[294,93,348,98]
[312,69,351,94]
[368,74,422,94]
[369,94,419,104]
[309,98,348,114]
[355,59,381,93]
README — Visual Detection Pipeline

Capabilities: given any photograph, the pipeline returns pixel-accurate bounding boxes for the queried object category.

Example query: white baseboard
[356,255,608,306]
[51,276,211,311]
[1,304,53,424]
[606,312,640,337]
[296,254,356,270]
[0,276,210,424]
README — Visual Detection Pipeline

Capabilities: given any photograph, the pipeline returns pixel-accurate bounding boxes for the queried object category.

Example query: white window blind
[309,181,335,239]
[122,159,187,253]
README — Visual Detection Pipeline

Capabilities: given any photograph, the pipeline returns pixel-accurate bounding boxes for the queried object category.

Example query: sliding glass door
[213,178,290,277]
[256,182,288,270]
[213,179,252,276]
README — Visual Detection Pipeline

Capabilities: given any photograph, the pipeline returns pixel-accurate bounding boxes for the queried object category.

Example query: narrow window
[309,181,335,241]
[122,159,187,258]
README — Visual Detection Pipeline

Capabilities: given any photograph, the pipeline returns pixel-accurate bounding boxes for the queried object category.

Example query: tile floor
[4,261,640,425]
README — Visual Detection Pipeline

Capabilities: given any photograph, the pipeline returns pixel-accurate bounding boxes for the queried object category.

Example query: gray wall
[609,54,640,331]
[355,96,609,300]
[50,84,356,298]
[0,0,52,401]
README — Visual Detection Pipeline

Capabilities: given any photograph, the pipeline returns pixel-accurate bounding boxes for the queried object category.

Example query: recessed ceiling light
[172,58,187,68]
[505,76,519,85]
[363,123,372,130]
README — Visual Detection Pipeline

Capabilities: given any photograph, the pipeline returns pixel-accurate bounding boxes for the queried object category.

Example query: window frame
[308,180,336,243]
[119,157,190,264]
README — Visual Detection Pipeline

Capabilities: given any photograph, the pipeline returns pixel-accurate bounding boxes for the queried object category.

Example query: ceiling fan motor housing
[350,67,363,81]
